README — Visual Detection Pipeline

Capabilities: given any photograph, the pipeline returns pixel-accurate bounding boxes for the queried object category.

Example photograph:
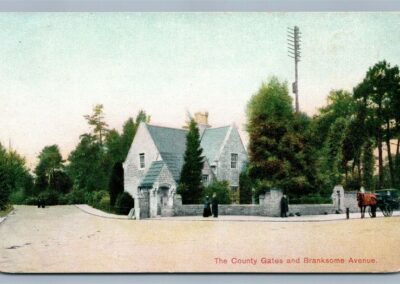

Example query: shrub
[38,190,60,206]
[58,194,69,205]
[115,192,134,215]
[9,188,27,204]
[203,181,232,204]
[64,189,86,204]
[25,196,38,205]
[97,194,111,212]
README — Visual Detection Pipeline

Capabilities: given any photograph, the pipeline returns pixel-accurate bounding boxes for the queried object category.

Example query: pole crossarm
[287,25,301,113]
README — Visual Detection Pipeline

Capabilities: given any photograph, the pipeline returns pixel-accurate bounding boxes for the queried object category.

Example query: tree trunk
[377,131,384,189]
[385,120,394,187]
[397,138,400,157]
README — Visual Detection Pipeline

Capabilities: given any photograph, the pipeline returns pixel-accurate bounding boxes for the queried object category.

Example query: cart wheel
[382,205,393,217]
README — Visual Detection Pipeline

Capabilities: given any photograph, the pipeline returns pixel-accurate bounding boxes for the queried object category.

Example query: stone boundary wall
[288,204,335,216]
[170,204,262,217]
[160,187,360,218]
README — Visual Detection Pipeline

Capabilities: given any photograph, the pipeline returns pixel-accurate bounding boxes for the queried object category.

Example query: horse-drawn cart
[368,189,399,217]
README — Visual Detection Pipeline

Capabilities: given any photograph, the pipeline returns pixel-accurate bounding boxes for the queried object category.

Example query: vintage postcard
[0,12,399,273]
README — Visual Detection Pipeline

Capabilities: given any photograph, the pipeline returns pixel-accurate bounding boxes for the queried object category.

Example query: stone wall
[288,204,336,215]
[172,204,262,216]
[169,187,359,218]
[344,191,359,213]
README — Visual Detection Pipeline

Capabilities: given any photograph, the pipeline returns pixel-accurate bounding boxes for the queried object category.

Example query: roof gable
[145,124,188,183]
[200,126,231,163]
[146,124,187,155]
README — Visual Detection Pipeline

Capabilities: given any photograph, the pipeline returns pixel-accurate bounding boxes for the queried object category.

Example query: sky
[0,13,399,168]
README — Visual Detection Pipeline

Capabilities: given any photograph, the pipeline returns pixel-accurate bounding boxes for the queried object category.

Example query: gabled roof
[146,124,187,155]
[141,123,232,186]
[200,126,231,164]
[140,161,165,188]
[145,124,188,183]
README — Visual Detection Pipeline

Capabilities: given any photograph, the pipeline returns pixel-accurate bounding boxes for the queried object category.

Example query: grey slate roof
[146,124,188,184]
[141,124,231,187]
[146,125,188,155]
[200,126,231,164]
[140,161,165,188]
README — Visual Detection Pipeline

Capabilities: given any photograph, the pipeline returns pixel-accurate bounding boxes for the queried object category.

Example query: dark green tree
[239,167,253,204]
[354,61,399,188]
[108,162,124,206]
[67,134,108,191]
[34,145,64,193]
[178,119,204,204]
[105,129,123,164]
[323,117,348,188]
[246,77,319,198]
[246,77,293,190]
[0,143,32,208]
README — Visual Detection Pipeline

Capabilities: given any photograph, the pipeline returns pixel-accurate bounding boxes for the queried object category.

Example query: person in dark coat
[280,194,289,218]
[203,196,211,217]
[211,192,219,218]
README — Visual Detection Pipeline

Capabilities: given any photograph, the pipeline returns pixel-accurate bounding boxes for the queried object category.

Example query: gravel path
[1,205,399,273]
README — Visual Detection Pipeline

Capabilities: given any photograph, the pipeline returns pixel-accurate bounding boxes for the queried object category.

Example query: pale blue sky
[0,13,399,167]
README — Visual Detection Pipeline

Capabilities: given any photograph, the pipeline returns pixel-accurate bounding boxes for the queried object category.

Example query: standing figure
[203,196,211,217]
[211,192,219,218]
[280,194,289,218]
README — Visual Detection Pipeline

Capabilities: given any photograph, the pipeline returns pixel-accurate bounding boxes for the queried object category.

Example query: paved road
[1,205,399,273]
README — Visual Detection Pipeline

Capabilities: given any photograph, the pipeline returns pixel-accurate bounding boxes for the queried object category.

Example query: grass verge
[0,205,14,218]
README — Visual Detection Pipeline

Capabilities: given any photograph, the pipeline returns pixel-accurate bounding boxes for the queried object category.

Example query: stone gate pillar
[332,185,345,212]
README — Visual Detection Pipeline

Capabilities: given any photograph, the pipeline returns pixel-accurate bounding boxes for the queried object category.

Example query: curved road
[1,205,399,273]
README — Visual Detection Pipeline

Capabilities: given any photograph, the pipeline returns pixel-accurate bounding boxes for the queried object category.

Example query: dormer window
[139,153,145,168]
[231,153,238,169]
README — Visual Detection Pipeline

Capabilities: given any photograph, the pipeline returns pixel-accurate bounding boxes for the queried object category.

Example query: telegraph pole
[287,26,301,113]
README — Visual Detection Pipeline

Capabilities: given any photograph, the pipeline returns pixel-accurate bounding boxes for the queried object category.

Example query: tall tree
[247,77,321,198]
[323,117,348,188]
[362,139,375,192]
[84,104,109,146]
[246,77,293,189]
[34,145,64,193]
[178,119,204,204]
[355,61,399,188]
[67,134,108,191]
[0,143,32,208]
[108,162,124,207]
[239,167,253,204]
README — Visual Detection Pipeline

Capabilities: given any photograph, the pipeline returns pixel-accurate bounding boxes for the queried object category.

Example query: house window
[231,153,238,169]
[139,153,145,168]
[202,175,209,184]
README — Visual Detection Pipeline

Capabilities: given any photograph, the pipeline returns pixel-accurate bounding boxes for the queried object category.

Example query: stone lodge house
[123,112,248,218]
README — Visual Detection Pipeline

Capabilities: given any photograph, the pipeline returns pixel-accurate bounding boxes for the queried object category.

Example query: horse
[357,192,377,218]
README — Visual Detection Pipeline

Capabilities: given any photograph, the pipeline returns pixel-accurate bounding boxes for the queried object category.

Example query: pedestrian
[280,194,289,218]
[211,192,219,218]
[203,196,212,217]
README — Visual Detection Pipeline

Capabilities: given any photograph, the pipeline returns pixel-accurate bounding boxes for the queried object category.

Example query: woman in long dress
[203,196,211,217]
[211,192,218,218]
